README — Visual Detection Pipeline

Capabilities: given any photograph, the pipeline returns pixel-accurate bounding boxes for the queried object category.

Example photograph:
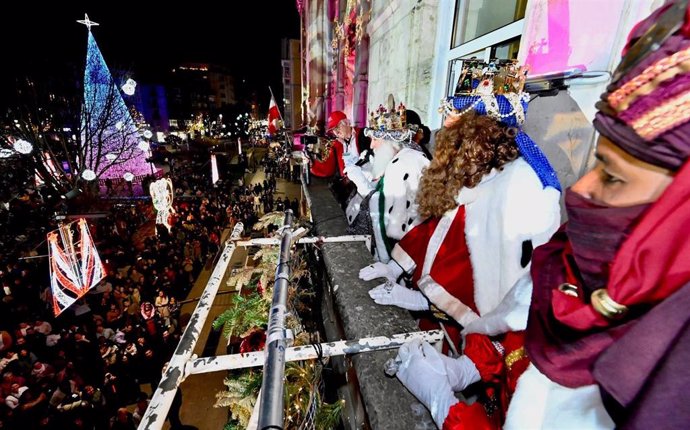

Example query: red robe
[395,206,476,350]
[392,159,561,429]
[310,127,369,178]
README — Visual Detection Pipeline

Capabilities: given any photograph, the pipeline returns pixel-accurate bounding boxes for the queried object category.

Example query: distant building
[281,39,303,130]
[167,63,236,126]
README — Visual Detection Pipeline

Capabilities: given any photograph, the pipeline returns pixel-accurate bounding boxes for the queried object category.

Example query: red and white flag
[267,96,281,135]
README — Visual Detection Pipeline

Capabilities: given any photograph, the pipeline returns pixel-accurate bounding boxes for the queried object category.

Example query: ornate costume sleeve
[310,141,344,178]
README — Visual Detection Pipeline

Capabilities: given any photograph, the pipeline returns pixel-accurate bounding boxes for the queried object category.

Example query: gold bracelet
[505,347,527,371]
[591,289,628,320]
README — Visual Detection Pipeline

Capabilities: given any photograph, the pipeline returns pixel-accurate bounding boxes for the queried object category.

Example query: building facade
[167,63,237,126]
[300,0,660,194]
[281,39,303,129]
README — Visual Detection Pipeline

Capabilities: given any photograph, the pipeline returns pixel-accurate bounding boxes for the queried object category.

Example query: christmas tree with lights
[79,14,154,181]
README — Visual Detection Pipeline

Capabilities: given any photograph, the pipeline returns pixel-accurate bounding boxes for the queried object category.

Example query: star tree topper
[77,13,99,31]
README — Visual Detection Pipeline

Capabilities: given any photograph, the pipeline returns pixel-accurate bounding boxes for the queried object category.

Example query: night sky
[1,1,300,109]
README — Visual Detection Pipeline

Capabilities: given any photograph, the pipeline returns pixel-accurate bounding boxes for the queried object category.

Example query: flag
[267,96,281,135]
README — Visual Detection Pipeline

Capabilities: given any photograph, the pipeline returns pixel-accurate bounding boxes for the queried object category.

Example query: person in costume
[360,63,561,428]
[345,96,430,262]
[309,110,371,204]
[393,2,690,429]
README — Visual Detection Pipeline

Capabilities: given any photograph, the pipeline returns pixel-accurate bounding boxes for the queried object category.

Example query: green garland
[216,227,343,429]
[212,291,270,339]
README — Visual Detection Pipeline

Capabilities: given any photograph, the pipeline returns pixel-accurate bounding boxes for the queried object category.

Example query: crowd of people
[0,145,294,428]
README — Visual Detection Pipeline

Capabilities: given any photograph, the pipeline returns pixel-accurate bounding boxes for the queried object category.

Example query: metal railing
[136,205,441,429]
[257,210,294,429]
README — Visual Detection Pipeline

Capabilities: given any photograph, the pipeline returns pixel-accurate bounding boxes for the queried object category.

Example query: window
[491,36,521,60]
[452,0,527,48]
[445,38,521,97]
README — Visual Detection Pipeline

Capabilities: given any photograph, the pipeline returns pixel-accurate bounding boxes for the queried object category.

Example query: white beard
[371,141,399,179]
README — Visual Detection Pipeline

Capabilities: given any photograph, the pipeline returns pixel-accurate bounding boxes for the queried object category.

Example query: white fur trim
[391,244,416,273]
[422,207,459,276]
[462,273,533,337]
[464,158,560,315]
[418,274,480,327]
[345,194,363,225]
[381,148,430,241]
[506,364,614,430]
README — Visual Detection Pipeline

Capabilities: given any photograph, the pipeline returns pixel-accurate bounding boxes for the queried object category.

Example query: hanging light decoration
[137,140,150,152]
[121,78,137,96]
[149,178,175,232]
[13,138,33,154]
[115,121,124,130]
[143,130,153,139]
[0,149,14,158]
[48,219,105,316]
[123,172,134,182]
[81,169,96,181]
[211,153,219,184]
[105,153,117,161]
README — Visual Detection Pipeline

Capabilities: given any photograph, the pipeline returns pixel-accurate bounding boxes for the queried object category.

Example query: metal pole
[137,240,237,430]
[258,210,294,430]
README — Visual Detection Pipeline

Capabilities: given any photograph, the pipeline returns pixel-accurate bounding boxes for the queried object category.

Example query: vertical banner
[211,153,219,184]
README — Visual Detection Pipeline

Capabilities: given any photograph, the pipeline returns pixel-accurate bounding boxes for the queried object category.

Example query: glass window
[452,0,527,48]
[491,36,521,60]
[447,37,522,96]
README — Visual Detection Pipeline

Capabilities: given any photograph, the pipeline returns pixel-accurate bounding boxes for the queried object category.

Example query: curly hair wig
[418,112,519,218]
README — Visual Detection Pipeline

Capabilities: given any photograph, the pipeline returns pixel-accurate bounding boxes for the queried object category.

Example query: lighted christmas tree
[79,14,154,181]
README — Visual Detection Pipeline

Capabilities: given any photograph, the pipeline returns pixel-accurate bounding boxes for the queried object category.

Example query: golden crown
[365,94,417,141]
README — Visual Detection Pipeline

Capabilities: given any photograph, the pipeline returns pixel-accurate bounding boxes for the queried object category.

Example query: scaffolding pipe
[186,330,444,374]
[137,240,237,430]
[258,210,294,429]
[237,234,370,247]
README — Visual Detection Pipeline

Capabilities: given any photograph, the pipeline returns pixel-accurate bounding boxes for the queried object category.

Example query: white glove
[440,354,481,392]
[368,281,429,311]
[343,165,374,196]
[396,339,459,428]
[359,261,403,282]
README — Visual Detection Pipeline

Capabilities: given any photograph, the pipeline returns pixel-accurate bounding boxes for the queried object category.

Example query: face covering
[564,188,650,293]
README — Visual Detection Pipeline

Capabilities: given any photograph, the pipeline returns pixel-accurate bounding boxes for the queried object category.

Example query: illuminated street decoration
[150,178,175,231]
[48,219,105,316]
[211,153,219,184]
[121,78,137,95]
[81,169,97,181]
[12,138,33,154]
[35,152,62,186]
[79,15,153,180]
